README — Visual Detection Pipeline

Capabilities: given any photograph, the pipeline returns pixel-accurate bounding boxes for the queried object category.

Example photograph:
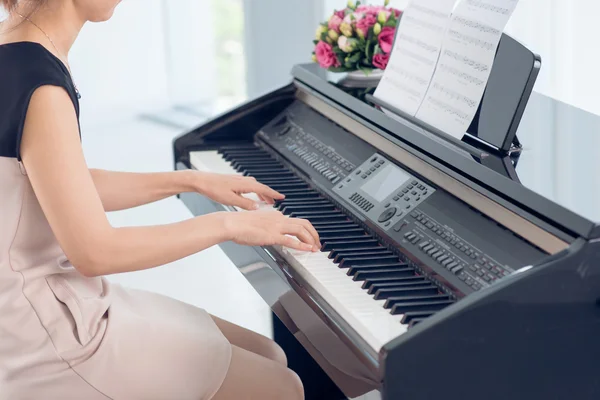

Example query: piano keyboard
[190,145,456,352]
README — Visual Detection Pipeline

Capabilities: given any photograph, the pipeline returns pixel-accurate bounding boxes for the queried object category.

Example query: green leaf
[374,44,382,55]
[358,66,374,76]
[348,52,362,63]
[328,66,350,72]
[313,40,319,45]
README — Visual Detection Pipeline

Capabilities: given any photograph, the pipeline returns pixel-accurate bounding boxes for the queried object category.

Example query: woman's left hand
[191,172,285,210]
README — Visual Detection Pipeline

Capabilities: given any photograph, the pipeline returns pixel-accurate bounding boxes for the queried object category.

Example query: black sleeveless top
[0,41,80,161]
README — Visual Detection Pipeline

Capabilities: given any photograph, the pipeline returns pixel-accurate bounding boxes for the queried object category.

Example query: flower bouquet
[312,0,402,76]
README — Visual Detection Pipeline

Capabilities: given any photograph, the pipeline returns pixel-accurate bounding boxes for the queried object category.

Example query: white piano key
[190,150,408,352]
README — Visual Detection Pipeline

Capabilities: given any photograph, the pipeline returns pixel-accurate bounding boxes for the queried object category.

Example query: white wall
[70,0,170,127]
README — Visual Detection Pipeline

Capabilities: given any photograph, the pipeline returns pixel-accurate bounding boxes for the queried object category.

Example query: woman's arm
[21,86,319,278]
[89,168,194,212]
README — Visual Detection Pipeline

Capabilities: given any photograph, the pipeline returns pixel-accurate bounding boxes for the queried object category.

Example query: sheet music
[415,0,520,139]
[373,0,458,116]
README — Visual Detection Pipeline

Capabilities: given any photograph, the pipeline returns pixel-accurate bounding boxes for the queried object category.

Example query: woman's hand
[222,210,321,252]
[192,172,284,210]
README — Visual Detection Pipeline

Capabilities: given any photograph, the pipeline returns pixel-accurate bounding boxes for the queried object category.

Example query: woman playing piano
[0,1,319,398]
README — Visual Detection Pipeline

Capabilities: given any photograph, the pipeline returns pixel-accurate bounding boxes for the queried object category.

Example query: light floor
[81,112,379,400]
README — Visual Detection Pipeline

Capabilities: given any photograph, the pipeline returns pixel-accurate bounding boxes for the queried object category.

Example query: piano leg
[272,312,348,400]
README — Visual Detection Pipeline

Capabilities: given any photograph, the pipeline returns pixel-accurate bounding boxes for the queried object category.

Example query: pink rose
[328,15,343,33]
[392,8,402,18]
[372,53,390,70]
[315,41,341,69]
[356,14,377,37]
[334,9,345,19]
[378,26,395,53]
[356,5,384,15]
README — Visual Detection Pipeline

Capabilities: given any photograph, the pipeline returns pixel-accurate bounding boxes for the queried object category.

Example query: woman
[0,1,321,399]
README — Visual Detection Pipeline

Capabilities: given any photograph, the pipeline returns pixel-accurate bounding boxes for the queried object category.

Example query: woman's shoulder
[0,41,80,160]
[0,41,73,89]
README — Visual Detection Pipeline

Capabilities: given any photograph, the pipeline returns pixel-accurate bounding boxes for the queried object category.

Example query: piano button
[458,272,467,281]
[321,239,379,251]
[442,259,453,267]
[329,246,387,259]
[422,244,434,253]
[400,311,436,325]
[353,268,417,282]
[426,247,438,256]
[339,255,401,269]
[431,251,444,258]
[437,255,449,263]
[391,300,454,315]
[447,261,458,270]
[418,241,430,249]
[476,270,485,277]
[363,275,423,291]
[370,167,376,172]
[451,265,464,274]
[334,251,394,264]
[375,164,381,168]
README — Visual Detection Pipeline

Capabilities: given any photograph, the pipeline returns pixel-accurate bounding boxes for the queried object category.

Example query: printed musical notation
[415,0,520,139]
[373,0,458,116]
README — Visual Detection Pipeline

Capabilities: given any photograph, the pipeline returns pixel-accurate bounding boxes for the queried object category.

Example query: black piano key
[347,264,408,276]
[251,172,296,179]
[276,199,330,209]
[333,251,394,264]
[233,161,282,169]
[362,276,424,294]
[289,210,341,218]
[408,318,426,329]
[240,168,287,175]
[339,255,401,269]
[281,205,336,215]
[400,311,436,324]
[321,239,379,251]
[384,290,444,309]
[353,269,418,282]
[267,183,310,191]
[383,292,450,307]
[329,246,388,259]
[319,229,366,240]
[310,221,357,229]
[262,178,305,185]
[272,189,318,196]
[392,300,453,316]
[223,153,271,162]
[366,278,429,294]
[277,193,322,201]
[294,215,349,223]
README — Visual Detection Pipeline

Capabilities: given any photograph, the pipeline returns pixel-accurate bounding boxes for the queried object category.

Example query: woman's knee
[281,367,304,400]
[262,339,288,366]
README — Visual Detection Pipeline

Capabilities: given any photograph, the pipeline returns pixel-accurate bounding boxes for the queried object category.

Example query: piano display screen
[361,164,412,202]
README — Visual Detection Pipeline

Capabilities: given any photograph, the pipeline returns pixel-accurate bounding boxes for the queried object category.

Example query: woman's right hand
[222,210,321,252]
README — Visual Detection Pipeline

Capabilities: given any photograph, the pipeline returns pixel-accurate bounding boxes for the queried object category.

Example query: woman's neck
[8,1,85,61]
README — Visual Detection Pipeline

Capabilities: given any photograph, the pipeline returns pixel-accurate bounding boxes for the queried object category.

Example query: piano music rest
[173,63,600,400]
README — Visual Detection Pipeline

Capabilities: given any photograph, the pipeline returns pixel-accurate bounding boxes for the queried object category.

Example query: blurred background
[1,0,598,339]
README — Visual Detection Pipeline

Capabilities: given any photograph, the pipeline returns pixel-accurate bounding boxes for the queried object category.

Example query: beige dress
[0,42,232,399]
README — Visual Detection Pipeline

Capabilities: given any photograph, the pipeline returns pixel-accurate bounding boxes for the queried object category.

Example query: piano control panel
[256,100,547,295]
[333,153,435,231]
[261,114,356,185]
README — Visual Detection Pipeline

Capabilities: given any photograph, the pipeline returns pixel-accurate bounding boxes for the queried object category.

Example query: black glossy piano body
[173,63,600,400]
